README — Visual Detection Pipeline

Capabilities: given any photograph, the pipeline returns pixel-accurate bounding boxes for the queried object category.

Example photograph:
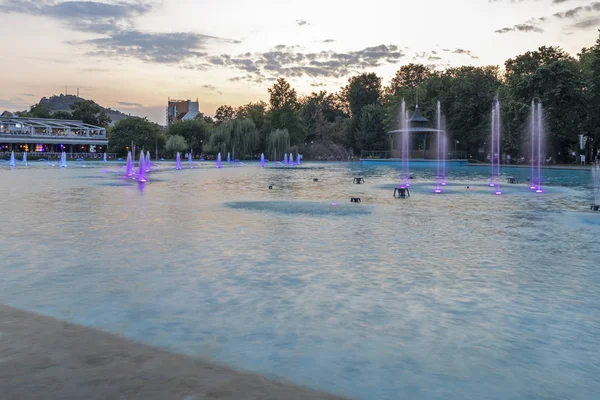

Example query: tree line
[22,31,600,163]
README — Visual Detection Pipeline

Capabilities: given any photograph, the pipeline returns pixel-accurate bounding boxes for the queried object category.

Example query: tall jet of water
[103,153,107,163]
[260,153,265,167]
[60,151,67,168]
[227,152,231,163]
[289,152,293,165]
[592,163,600,207]
[138,152,147,182]
[535,101,543,193]
[125,151,134,176]
[297,153,301,165]
[145,151,151,172]
[529,100,544,192]
[22,152,27,166]
[216,152,222,168]
[435,100,442,193]
[400,99,410,187]
[9,151,15,167]
[175,152,181,170]
[490,100,502,194]
[188,152,193,163]
[283,153,288,164]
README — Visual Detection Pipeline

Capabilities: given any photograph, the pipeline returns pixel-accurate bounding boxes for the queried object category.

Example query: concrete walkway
[0,305,345,400]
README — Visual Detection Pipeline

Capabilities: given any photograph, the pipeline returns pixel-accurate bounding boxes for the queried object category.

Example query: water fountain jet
[175,152,181,170]
[125,152,134,176]
[260,153,265,168]
[216,152,222,168]
[9,151,15,167]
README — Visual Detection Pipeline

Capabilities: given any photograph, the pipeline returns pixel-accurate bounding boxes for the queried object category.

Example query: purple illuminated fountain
[490,99,502,195]
[297,153,301,165]
[175,152,181,170]
[260,153,265,167]
[529,100,544,192]
[283,153,288,164]
[145,151,151,172]
[125,151,134,176]
[138,151,147,183]
[216,152,222,168]
[289,152,293,166]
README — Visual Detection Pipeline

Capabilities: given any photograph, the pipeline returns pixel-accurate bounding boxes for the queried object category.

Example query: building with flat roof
[0,115,108,157]
[167,99,200,126]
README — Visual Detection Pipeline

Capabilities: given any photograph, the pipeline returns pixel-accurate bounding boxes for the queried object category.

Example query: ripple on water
[225,200,372,216]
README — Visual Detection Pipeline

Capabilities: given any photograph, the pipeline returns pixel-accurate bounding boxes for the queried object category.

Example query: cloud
[496,1,600,33]
[20,93,36,97]
[1,1,236,64]
[1,0,152,33]
[204,44,405,82]
[117,101,143,107]
[569,15,600,28]
[495,23,544,33]
[296,19,308,26]
[202,85,222,94]
[441,48,480,59]
[310,83,327,87]
[321,39,335,43]
[73,31,219,63]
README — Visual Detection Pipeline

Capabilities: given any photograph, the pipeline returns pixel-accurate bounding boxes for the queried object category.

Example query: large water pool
[1,161,599,400]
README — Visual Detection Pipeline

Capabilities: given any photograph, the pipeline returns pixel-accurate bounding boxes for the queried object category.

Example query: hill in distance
[37,94,133,124]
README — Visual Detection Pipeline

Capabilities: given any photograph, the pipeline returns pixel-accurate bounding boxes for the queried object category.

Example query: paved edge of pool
[0,305,346,400]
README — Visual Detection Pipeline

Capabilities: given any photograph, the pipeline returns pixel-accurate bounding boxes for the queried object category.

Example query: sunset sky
[0,0,598,124]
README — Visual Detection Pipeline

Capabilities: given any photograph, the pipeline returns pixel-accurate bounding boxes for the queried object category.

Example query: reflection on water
[1,162,599,400]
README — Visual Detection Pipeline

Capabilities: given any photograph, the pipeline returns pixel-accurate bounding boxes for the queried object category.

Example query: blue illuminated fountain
[289,153,293,166]
[297,153,301,165]
[188,152,193,168]
[60,151,67,168]
[103,153,107,163]
[283,153,288,164]
[216,153,222,168]
[22,152,27,166]
[175,152,181,170]
[227,152,231,163]
[260,153,265,167]
[9,151,15,167]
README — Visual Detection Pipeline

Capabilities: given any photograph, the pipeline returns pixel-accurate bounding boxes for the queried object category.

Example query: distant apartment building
[167,98,200,126]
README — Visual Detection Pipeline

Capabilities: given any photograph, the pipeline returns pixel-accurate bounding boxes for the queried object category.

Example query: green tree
[504,47,586,161]
[214,105,235,124]
[341,73,383,151]
[300,91,347,142]
[209,118,258,160]
[19,103,51,118]
[52,110,72,119]
[385,64,433,97]
[585,30,600,151]
[166,119,211,153]
[266,128,291,161]
[268,78,305,145]
[70,99,111,127]
[165,135,188,155]
[355,104,387,151]
[109,117,164,156]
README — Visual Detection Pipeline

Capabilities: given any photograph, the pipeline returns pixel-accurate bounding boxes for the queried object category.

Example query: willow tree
[266,128,290,161]
[209,118,258,160]
[165,135,188,155]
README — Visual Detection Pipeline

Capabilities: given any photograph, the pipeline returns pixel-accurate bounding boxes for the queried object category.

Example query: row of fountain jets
[397,98,547,195]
